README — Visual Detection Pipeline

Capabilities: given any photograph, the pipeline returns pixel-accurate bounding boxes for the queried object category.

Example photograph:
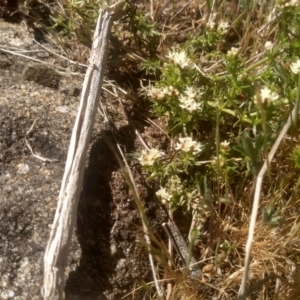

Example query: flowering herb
[290,59,300,74]
[138,148,164,166]
[156,187,172,204]
[166,50,192,69]
[175,137,203,155]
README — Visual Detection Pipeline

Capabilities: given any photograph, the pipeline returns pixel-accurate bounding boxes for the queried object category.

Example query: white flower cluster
[179,86,201,113]
[138,148,164,166]
[217,21,230,35]
[277,0,299,8]
[166,50,192,69]
[147,85,180,101]
[176,137,203,155]
[220,140,230,150]
[260,87,279,104]
[227,47,239,57]
[264,41,274,51]
[254,86,279,105]
[290,59,300,74]
[212,154,225,168]
[156,187,172,204]
[206,20,215,31]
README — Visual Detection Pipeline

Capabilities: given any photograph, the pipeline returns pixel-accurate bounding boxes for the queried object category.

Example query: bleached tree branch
[42,2,127,299]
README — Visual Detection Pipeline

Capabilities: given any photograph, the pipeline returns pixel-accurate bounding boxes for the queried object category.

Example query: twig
[166,205,173,300]
[169,0,194,22]
[237,273,279,300]
[122,278,173,299]
[150,0,154,20]
[25,120,59,162]
[0,46,45,53]
[33,38,88,68]
[274,276,281,300]
[135,129,150,150]
[0,47,82,76]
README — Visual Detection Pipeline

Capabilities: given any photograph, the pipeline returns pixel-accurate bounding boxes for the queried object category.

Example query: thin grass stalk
[114,142,164,299]
[216,105,221,211]
[239,74,300,298]
[167,205,173,300]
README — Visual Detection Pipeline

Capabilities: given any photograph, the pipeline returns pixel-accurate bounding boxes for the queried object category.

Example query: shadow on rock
[65,137,118,300]
[64,122,153,299]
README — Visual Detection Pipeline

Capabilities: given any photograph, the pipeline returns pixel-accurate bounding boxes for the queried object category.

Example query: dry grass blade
[114,141,164,298]
[239,78,300,298]
[98,95,164,298]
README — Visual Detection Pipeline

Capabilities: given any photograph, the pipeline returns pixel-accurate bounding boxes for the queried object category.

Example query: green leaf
[241,116,254,124]
[241,132,256,162]
[254,133,265,158]
[221,108,236,116]
[207,101,218,107]
[195,173,207,195]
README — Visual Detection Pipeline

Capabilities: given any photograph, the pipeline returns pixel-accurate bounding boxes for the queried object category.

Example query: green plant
[139,4,300,212]
[135,2,300,297]
[41,0,300,297]
[290,146,300,169]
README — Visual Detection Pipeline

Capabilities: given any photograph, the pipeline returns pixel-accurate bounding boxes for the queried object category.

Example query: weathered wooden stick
[42,2,126,299]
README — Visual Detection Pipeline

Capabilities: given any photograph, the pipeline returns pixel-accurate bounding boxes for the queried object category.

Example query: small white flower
[217,21,229,34]
[176,137,203,155]
[264,41,274,51]
[237,72,247,81]
[206,20,215,31]
[220,140,230,150]
[291,0,299,6]
[156,187,172,204]
[138,148,164,166]
[184,86,198,98]
[290,59,300,74]
[147,85,179,101]
[284,0,299,7]
[178,86,201,113]
[147,86,161,99]
[166,50,192,69]
[161,87,169,96]
[260,87,279,104]
[179,96,201,112]
[212,154,225,167]
[276,0,299,8]
[157,92,165,100]
[166,86,179,97]
[227,47,239,57]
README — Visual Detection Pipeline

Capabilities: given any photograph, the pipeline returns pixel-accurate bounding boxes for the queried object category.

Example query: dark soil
[0,18,168,300]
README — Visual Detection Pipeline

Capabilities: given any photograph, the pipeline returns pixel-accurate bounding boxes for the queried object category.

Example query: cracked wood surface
[42,7,115,299]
